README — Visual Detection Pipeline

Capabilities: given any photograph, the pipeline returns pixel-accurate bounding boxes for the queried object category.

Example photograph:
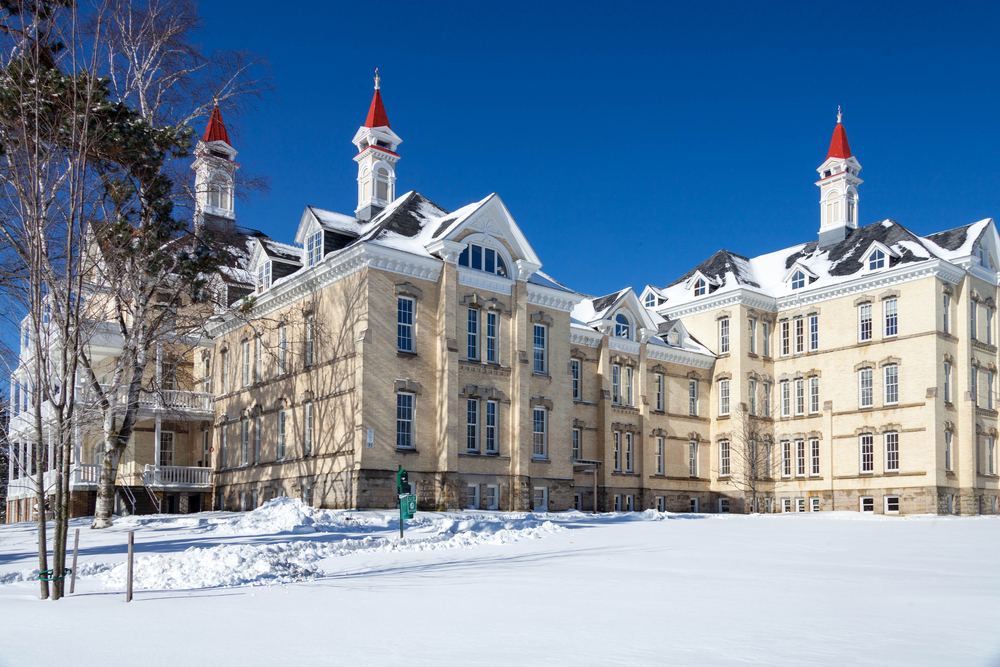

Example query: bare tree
[716,380,779,513]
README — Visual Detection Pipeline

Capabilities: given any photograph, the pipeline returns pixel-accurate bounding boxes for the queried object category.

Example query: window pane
[471,244,482,271]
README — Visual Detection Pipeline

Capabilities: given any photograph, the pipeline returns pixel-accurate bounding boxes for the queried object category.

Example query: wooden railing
[79,385,214,413]
[143,464,213,488]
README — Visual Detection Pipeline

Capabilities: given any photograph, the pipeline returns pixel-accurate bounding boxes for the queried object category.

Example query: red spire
[364,69,391,129]
[826,107,851,160]
[203,105,231,145]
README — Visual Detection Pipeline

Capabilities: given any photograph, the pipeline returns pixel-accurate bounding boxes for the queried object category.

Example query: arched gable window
[458,242,508,277]
[694,278,707,297]
[375,167,390,201]
[614,313,632,340]
[868,249,886,271]
[209,174,232,211]
[791,270,806,290]
[644,293,656,308]
[846,191,856,224]
[825,190,841,226]
[361,168,372,201]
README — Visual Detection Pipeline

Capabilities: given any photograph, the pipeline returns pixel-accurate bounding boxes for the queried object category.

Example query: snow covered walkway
[0,501,998,666]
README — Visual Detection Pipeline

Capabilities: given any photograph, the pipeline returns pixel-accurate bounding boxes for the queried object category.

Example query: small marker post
[125,531,134,603]
[69,528,80,594]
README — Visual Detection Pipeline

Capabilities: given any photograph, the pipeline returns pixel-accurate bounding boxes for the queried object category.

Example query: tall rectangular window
[810,438,820,476]
[277,409,286,460]
[989,308,995,345]
[809,376,820,414]
[763,322,771,357]
[860,434,874,473]
[467,308,479,360]
[945,430,952,471]
[625,432,634,472]
[781,321,790,356]
[782,441,791,477]
[159,431,175,467]
[885,432,899,472]
[613,431,622,471]
[859,368,873,408]
[719,439,730,477]
[748,318,757,354]
[689,441,698,477]
[719,378,730,416]
[625,367,634,406]
[781,380,790,417]
[794,378,805,416]
[689,379,698,416]
[719,318,730,354]
[765,442,772,478]
[571,359,581,400]
[990,371,996,410]
[655,436,664,475]
[884,298,898,337]
[204,357,212,393]
[943,293,950,333]
[279,326,288,375]
[486,311,498,363]
[859,304,873,342]
[612,365,621,404]
[796,440,806,477]
[989,436,996,475]
[396,393,414,450]
[572,428,581,460]
[795,318,804,354]
[466,398,479,452]
[485,401,498,453]
[255,336,262,383]
[884,365,899,405]
[533,324,547,374]
[221,350,229,394]
[973,367,980,407]
[241,419,249,466]
[254,416,261,464]
[809,314,819,351]
[655,373,664,411]
[944,362,951,402]
[763,382,771,416]
[532,408,547,458]
[397,297,414,352]
[303,403,313,456]
[242,340,250,387]
[220,426,227,469]
[307,231,322,266]
[748,379,757,416]
[202,431,210,467]
[971,301,978,340]
[305,314,315,366]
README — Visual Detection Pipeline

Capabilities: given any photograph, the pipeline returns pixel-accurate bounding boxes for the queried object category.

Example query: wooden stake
[125,531,134,603]
[69,528,80,594]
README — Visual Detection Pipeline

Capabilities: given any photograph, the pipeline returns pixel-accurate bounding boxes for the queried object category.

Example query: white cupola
[816,107,863,249]
[191,104,239,233]
[352,69,402,221]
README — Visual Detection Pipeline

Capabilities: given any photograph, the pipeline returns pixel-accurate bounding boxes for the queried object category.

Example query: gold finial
[837,105,842,124]
[374,68,380,90]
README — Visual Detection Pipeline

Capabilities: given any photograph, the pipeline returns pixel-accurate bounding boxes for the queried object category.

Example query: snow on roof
[260,238,302,264]
[307,206,364,236]
[657,218,995,309]
[528,270,574,293]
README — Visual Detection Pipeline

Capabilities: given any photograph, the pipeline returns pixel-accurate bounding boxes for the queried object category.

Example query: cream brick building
[7,88,998,520]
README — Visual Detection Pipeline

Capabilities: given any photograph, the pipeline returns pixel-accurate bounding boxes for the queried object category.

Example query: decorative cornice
[526,283,582,312]
[646,344,715,369]
[570,329,602,348]
[458,268,513,296]
[609,338,641,355]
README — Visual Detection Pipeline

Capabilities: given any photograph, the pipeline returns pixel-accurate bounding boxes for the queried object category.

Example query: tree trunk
[35,440,48,600]
[91,446,118,530]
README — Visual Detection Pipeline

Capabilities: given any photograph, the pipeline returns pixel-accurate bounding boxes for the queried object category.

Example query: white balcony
[6,463,103,499]
[143,465,213,489]
[77,385,214,419]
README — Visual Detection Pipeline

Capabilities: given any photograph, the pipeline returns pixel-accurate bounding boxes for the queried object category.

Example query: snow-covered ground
[1,501,998,666]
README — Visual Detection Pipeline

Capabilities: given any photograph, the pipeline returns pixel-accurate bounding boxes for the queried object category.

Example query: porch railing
[143,464,213,488]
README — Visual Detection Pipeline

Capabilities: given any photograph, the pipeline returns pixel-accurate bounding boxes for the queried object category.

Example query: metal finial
[374,68,380,90]
[837,105,842,124]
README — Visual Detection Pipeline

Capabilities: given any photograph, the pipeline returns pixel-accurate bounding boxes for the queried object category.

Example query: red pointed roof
[364,89,391,129]
[827,121,851,160]
[203,105,231,145]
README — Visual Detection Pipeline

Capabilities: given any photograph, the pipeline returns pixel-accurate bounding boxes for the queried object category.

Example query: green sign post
[397,465,415,538]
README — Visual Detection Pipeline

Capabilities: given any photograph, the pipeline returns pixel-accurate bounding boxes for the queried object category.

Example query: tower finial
[837,105,842,124]
[374,68,380,90]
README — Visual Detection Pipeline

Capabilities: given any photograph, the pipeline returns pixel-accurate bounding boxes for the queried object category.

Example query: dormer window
[614,313,632,340]
[791,270,806,290]
[694,278,707,297]
[256,261,272,294]
[458,243,508,277]
[868,248,886,270]
[644,293,656,308]
[307,231,323,267]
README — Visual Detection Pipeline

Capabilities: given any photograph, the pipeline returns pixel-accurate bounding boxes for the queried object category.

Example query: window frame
[396,392,415,450]
[884,495,900,514]
[719,378,730,417]
[655,373,664,411]
[859,304,873,342]
[719,317,730,354]
[885,432,899,472]
[719,439,730,477]
[780,320,790,357]
[485,310,498,363]
[809,314,819,351]
[571,359,582,400]
[485,400,498,454]
[795,317,804,354]
[688,440,698,477]
[748,318,756,354]
[794,378,805,416]
[303,402,313,456]
[884,298,898,338]
[884,364,899,405]
[795,439,806,477]
[809,376,820,414]
[781,380,790,418]
[655,436,664,475]
[466,397,479,453]
[572,427,582,460]
[689,379,698,416]
[305,314,315,367]
[306,230,323,267]
[860,434,874,474]
[613,431,622,471]
[859,368,873,408]
[625,432,634,473]
[782,441,792,478]
[397,296,415,353]
[277,409,286,460]
[532,407,547,459]
[810,438,820,476]
[240,419,249,467]
[533,324,547,374]
[278,326,288,375]
[762,322,771,357]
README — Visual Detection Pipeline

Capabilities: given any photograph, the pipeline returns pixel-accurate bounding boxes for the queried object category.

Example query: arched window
[458,242,508,277]
[825,190,840,225]
[694,278,707,297]
[791,270,806,290]
[209,175,231,211]
[614,313,631,340]
[846,192,856,224]
[868,249,885,271]
[361,168,372,201]
[376,167,390,201]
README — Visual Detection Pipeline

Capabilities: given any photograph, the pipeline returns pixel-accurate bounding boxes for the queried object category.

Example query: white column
[7,442,14,483]
[155,342,163,409]
[74,423,82,467]
[154,413,162,471]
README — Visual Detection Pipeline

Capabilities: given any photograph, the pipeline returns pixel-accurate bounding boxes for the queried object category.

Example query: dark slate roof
[783,220,929,277]
[590,289,628,316]
[925,223,979,252]
[260,237,302,264]
[360,192,449,244]
[666,249,758,289]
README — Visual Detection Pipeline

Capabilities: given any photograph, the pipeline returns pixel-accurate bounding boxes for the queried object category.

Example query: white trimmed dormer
[583,289,658,344]
[685,271,720,298]
[640,285,666,309]
[783,263,818,290]
[861,241,898,274]
[816,109,863,249]
[353,71,402,221]
[192,105,239,232]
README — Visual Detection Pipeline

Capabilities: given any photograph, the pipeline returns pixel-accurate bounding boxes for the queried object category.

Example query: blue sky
[199,0,1000,298]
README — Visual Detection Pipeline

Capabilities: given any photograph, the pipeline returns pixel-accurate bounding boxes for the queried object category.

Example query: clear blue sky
[199,0,1000,298]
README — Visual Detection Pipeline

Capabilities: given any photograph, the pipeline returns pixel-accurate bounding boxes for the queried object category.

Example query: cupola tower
[192,104,239,233]
[816,108,863,248]
[352,70,402,221]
